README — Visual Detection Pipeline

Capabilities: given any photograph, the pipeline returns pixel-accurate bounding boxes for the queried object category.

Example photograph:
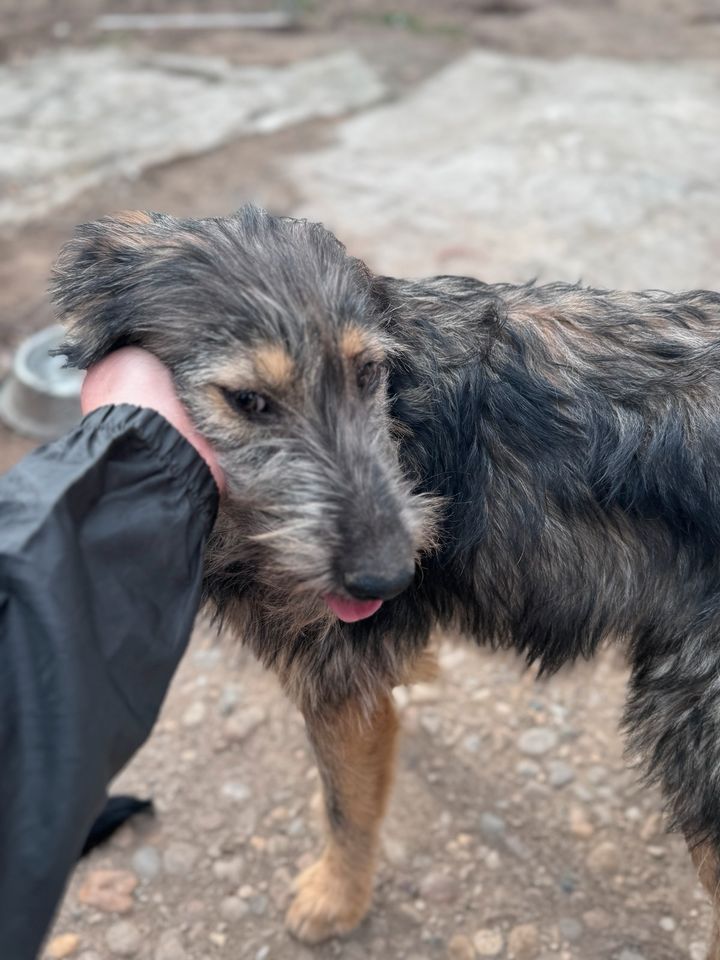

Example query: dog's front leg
[286,692,399,944]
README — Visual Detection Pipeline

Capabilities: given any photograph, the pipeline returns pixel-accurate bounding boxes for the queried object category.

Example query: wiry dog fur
[53,206,720,953]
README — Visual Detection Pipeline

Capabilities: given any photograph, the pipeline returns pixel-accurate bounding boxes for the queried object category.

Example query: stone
[249,894,269,916]
[163,841,200,875]
[46,934,80,958]
[448,934,476,959]
[583,909,611,930]
[420,712,442,736]
[659,916,676,932]
[224,705,266,742]
[568,805,595,839]
[132,846,161,880]
[547,761,575,788]
[480,813,506,838]
[182,701,207,727]
[154,932,188,960]
[219,683,242,715]
[558,917,583,942]
[221,781,251,803]
[473,929,504,957]
[220,896,250,922]
[517,728,558,756]
[106,921,142,957]
[504,835,532,860]
[77,869,138,914]
[212,857,245,885]
[507,923,539,958]
[419,871,458,903]
[516,759,542,779]
[616,951,646,960]
[640,813,662,841]
[586,841,620,875]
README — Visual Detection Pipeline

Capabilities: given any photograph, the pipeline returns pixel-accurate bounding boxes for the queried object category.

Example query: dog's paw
[285,857,371,944]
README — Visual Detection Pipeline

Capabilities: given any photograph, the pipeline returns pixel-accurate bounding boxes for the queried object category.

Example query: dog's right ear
[51,210,170,369]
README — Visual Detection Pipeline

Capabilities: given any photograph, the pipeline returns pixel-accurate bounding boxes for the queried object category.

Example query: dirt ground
[2,3,720,959]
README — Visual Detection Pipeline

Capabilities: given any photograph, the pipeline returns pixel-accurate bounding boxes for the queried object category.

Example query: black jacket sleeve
[0,404,218,959]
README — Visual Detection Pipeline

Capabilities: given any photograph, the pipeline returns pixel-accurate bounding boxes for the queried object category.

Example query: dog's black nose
[343,567,415,601]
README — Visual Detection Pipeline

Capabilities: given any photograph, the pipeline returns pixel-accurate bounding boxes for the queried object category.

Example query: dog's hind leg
[690,841,720,959]
[624,637,720,960]
[286,691,400,944]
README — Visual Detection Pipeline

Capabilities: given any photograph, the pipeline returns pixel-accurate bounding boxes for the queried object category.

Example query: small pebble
[163,842,199,875]
[480,813,506,838]
[106,921,142,957]
[447,934,476,959]
[78,870,138,914]
[473,928,504,956]
[507,923,539,958]
[221,781,251,803]
[516,760,542,778]
[517,728,558,756]
[46,934,80,958]
[220,896,250,922]
[568,805,594,839]
[182,701,207,728]
[224,706,266,742]
[583,909,611,930]
[154,931,188,960]
[420,712,442,736]
[212,857,245,885]
[558,917,583,942]
[586,841,620,875]
[547,761,575,788]
[132,846,161,881]
[249,894,269,916]
[419,871,458,903]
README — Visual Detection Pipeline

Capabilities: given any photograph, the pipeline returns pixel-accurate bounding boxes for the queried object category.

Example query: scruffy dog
[54,206,720,955]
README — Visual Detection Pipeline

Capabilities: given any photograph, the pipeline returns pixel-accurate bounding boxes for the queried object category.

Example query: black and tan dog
[54,206,720,955]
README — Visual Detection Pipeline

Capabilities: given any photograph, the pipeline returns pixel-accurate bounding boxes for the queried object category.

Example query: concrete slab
[0,47,385,228]
[291,51,720,290]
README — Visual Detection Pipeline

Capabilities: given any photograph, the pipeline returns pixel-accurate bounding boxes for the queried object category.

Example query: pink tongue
[324,595,383,623]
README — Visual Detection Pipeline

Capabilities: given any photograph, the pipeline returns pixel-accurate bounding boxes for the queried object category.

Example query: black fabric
[0,404,218,958]
[81,796,154,857]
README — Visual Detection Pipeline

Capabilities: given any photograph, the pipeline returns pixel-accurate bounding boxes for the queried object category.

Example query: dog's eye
[223,389,270,417]
[357,360,383,393]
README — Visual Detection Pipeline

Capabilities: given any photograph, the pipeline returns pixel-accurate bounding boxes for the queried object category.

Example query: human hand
[81,347,225,494]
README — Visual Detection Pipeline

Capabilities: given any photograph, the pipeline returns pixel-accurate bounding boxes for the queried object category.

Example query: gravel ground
[1,2,719,959]
[43,633,712,960]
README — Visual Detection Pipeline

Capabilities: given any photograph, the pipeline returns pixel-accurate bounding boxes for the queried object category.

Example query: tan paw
[285,857,371,944]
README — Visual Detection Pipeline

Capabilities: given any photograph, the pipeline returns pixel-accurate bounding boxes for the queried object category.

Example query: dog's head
[53,207,437,625]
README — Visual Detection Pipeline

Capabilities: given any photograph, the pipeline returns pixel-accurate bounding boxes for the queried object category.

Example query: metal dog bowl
[0,325,83,441]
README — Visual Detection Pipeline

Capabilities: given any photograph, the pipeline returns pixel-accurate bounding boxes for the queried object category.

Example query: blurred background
[1,3,719,959]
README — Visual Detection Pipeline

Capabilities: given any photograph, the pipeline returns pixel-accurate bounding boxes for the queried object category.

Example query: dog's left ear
[51,210,172,369]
